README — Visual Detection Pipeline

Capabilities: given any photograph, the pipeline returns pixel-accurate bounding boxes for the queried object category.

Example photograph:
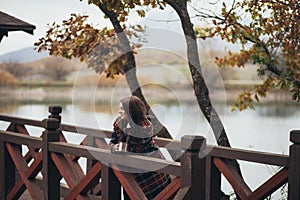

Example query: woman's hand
[110,143,120,153]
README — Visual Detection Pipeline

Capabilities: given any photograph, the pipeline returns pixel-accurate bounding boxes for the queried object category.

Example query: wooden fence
[0,106,299,200]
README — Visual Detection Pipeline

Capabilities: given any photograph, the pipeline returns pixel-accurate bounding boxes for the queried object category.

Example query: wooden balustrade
[0,106,299,199]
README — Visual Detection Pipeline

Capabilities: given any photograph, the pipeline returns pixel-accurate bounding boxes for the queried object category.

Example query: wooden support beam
[51,153,90,200]
[15,124,40,163]
[65,162,102,200]
[7,152,43,200]
[213,157,252,199]
[6,143,43,200]
[112,165,146,200]
[247,167,288,200]
[153,177,180,200]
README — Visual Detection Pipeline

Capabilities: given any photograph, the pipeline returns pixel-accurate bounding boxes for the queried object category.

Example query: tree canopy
[35,13,144,78]
[195,0,300,110]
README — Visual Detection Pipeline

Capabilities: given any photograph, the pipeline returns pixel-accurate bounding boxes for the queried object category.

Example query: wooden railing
[0,106,299,200]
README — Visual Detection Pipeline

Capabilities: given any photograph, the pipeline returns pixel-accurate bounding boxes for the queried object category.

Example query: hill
[0,47,49,63]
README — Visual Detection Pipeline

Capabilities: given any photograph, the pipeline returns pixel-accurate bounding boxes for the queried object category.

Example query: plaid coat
[111,116,171,199]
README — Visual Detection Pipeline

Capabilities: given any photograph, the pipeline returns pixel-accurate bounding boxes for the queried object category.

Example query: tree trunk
[165,0,243,188]
[98,3,179,159]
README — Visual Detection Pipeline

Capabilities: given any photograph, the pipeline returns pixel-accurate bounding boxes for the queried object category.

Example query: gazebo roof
[0,11,36,42]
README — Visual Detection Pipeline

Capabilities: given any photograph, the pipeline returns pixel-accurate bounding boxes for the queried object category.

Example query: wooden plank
[112,165,147,200]
[288,144,300,199]
[51,153,89,200]
[15,124,40,163]
[210,146,289,167]
[14,123,40,163]
[0,115,42,127]
[60,123,112,138]
[5,123,14,131]
[95,137,109,149]
[42,122,61,200]
[0,114,110,138]
[65,162,101,200]
[15,124,29,135]
[24,148,39,164]
[70,136,88,162]
[247,167,288,200]
[58,133,86,183]
[213,157,252,199]
[51,153,82,188]
[0,139,15,200]
[153,137,181,151]
[101,164,121,200]
[7,152,43,200]
[180,136,206,200]
[91,182,101,195]
[49,142,181,176]
[0,130,42,148]
[207,156,222,200]
[6,143,43,200]
[173,187,189,200]
[33,177,102,199]
[153,177,180,200]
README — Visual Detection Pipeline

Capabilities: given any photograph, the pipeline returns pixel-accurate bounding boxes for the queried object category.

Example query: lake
[0,92,299,198]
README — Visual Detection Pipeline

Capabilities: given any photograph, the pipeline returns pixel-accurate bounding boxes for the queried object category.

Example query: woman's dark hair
[120,96,146,126]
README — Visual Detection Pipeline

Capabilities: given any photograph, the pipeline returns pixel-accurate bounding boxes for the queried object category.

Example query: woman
[110,96,171,200]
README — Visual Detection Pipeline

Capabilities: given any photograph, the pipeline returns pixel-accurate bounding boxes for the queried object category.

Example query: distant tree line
[0,57,75,86]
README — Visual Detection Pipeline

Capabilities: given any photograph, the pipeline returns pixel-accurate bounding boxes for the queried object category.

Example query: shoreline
[0,85,294,105]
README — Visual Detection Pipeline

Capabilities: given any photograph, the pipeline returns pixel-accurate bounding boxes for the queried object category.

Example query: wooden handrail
[0,130,42,148]
[0,114,181,150]
[49,141,181,177]
[0,115,179,148]
[0,115,42,127]
[0,114,112,139]
[59,124,112,139]
[1,114,299,199]
[0,128,289,171]
[153,137,181,151]
[209,145,289,167]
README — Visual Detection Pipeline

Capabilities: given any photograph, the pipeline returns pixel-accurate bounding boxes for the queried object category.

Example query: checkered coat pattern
[111,116,171,199]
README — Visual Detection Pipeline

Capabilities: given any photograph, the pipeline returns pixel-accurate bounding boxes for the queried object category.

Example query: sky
[0,0,111,55]
[0,0,225,56]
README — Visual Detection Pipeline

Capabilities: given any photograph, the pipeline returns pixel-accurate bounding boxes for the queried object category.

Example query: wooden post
[42,118,61,200]
[208,156,222,199]
[0,139,15,199]
[86,135,98,194]
[288,130,300,199]
[0,122,18,199]
[48,106,62,122]
[180,135,207,200]
[101,163,121,200]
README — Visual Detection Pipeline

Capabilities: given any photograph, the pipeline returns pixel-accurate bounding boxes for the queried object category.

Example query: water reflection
[0,100,19,114]
[256,103,299,118]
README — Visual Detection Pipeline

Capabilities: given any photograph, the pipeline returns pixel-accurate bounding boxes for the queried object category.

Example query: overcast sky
[0,0,110,55]
[0,0,226,56]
